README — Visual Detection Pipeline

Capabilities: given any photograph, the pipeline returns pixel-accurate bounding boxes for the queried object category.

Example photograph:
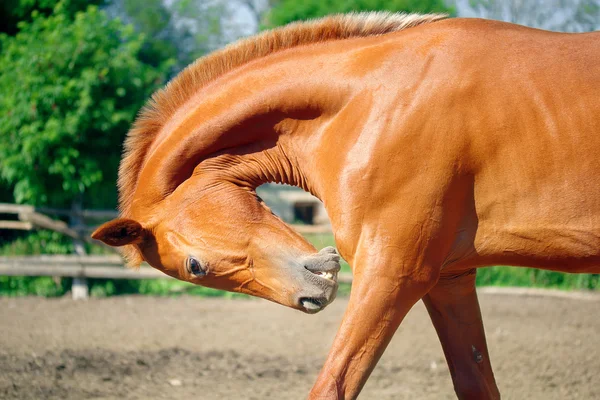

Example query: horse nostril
[303,250,341,274]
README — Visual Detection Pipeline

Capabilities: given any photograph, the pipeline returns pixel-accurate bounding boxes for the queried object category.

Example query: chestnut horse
[92,12,600,399]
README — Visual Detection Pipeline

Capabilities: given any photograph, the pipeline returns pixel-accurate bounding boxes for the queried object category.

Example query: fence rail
[0,255,170,280]
[0,203,118,219]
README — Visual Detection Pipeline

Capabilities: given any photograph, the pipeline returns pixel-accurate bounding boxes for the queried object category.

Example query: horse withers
[92,12,600,400]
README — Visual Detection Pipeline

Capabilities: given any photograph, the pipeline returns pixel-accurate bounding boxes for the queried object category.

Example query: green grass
[0,231,597,297]
[476,266,599,290]
[0,275,69,297]
[0,231,74,256]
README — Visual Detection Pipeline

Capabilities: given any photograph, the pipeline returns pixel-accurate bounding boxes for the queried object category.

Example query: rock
[168,378,182,387]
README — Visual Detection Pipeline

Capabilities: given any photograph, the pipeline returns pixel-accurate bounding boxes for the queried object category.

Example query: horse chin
[293,277,339,314]
[297,290,338,314]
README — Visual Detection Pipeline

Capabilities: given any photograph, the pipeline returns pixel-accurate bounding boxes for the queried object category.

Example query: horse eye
[187,257,206,277]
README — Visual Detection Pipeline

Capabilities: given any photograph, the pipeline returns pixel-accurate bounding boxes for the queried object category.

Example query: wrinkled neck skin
[131,52,374,263]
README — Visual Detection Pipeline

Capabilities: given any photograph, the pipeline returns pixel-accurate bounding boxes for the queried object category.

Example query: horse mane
[117,11,447,266]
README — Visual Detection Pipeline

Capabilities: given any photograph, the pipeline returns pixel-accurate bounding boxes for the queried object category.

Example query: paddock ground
[1,293,598,400]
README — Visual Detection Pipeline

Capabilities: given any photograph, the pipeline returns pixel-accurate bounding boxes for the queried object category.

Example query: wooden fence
[0,255,165,279]
[0,203,348,299]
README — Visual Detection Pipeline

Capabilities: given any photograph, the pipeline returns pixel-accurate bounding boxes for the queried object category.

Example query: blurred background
[1,0,599,298]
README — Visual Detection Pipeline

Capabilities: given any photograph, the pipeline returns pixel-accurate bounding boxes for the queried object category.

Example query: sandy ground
[0,293,598,400]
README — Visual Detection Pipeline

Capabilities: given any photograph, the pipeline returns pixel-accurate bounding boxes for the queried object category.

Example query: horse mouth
[298,268,339,313]
[299,297,328,313]
[296,246,341,313]
[307,269,338,282]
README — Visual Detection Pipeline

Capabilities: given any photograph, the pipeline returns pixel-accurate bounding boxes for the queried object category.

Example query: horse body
[440,22,600,272]
[93,14,600,400]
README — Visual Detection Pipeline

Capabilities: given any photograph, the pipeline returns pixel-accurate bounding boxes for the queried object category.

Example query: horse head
[92,173,340,313]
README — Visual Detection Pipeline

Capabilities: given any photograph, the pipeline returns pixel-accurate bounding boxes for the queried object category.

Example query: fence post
[70,197,88,300]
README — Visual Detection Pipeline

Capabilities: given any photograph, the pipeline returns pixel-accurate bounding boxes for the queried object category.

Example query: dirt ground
[1,293,598,400]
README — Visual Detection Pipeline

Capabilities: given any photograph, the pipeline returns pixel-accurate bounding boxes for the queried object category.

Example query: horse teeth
[313,270,336,281]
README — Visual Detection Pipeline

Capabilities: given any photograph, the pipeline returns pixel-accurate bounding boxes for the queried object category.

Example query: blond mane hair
[117,11,447,265]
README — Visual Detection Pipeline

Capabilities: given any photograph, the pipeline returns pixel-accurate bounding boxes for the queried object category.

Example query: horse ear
[91,218,146,247]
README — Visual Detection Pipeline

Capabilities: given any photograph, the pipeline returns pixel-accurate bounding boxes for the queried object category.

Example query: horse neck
[131,62,357,217]
[194,124,328,198]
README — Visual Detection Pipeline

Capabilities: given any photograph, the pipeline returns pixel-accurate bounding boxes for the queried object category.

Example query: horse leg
[422,269,500,400]
[308,245,440,400]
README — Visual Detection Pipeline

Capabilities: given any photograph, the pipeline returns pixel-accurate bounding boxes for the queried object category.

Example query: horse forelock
[116,11,448,265]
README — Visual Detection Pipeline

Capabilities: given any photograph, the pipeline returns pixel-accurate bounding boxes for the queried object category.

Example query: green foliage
[0,276,250,298]
[0,0,103,35]
[0,231,73,297]
[0,2,170,208]
[121,0,180,67]
[113,0,227,72]
[0,231,74,256]
[476,266,600,290]
[0,276,68,296]
[264,0,454,28]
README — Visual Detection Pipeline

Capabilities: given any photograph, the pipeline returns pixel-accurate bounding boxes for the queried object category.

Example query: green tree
[0,2,170,208]
[0,0,103,35]
[264,0,454,28]
[107,0,227,73]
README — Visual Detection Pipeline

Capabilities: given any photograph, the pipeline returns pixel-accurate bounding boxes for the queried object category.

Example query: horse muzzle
[295,246,341,313]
